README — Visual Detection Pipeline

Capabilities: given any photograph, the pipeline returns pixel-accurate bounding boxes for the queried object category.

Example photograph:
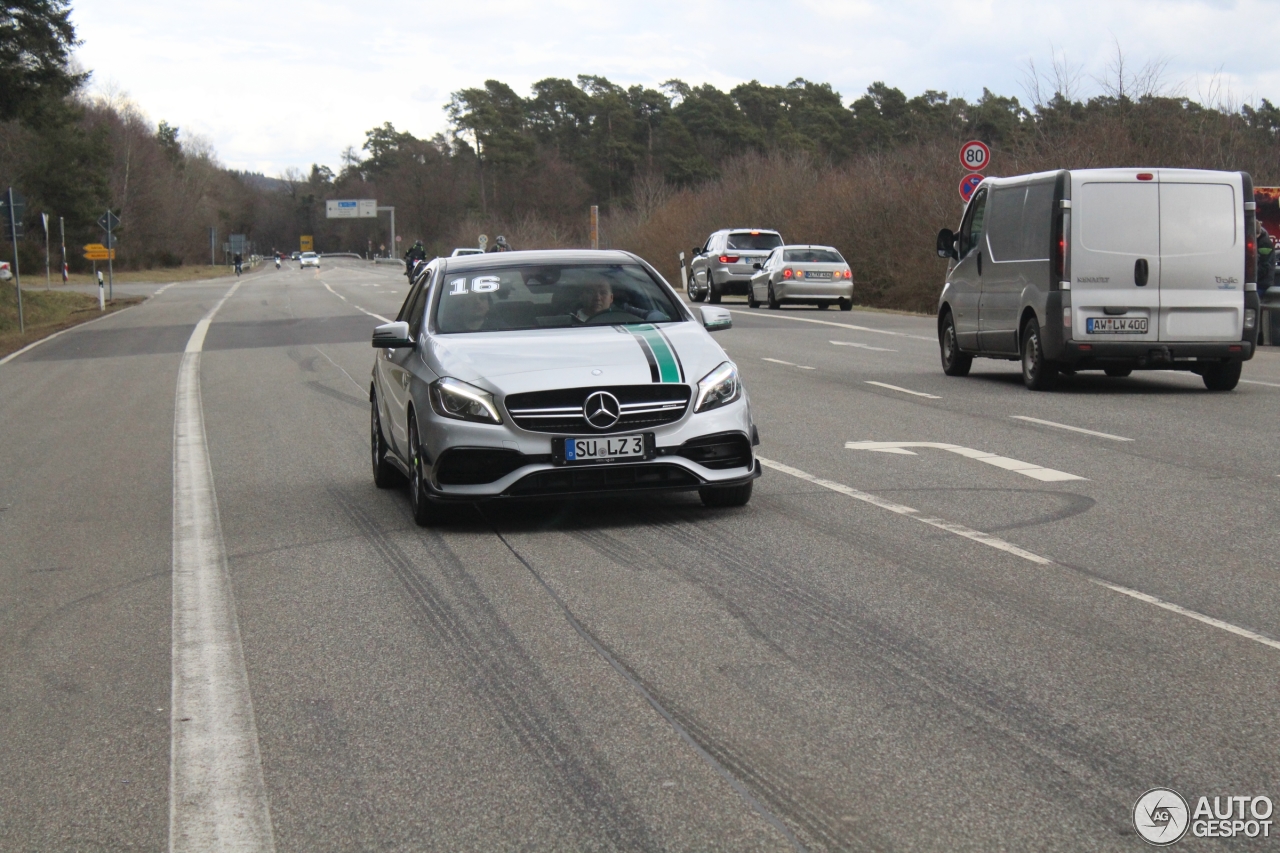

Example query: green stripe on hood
[631,325,682,382]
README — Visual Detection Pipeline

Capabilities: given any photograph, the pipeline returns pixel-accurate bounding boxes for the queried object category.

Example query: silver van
[936,168,1261,390]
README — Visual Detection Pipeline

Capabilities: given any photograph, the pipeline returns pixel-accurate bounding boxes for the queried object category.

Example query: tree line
[3,1,1280,311]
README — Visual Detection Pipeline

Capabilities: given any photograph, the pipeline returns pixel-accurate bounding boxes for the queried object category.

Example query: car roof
[720,228,781,235]
[779,244,842,252]
[438,248,640,272]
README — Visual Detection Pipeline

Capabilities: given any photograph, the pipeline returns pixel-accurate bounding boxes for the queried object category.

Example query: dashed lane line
[762,357,815,370]
[758,456,1280,653]
[829,340,896,352]
[864,381,940,399]
[171,280,276,852]
[1010,416,1133,442]
[724,307,935,341]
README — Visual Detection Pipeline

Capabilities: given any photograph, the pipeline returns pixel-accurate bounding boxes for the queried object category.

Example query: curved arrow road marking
[845,440,1085,482]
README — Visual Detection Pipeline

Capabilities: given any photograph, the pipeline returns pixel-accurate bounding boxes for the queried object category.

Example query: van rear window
[1079,183,1160,255]
[726,232,783,250]
[1160,183,1236,256]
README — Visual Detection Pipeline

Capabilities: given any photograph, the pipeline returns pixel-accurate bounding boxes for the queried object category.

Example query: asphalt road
[2,258,1278,851]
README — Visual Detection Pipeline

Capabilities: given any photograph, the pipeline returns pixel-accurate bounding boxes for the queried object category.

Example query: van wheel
[767,283,781,310]
[939,312,972,377]
[838,298,853,311]
[1021,318,1058,390]
[1104,367,1133,378]
[1202,361,1241,391]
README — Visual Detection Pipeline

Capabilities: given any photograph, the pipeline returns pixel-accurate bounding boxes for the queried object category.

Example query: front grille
[675,432,753,470]
[505,463,699,496]
[505,385,691,434]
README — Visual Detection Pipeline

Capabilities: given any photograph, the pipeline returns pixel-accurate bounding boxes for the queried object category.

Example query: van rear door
[1157,171,1243,341]
[1070,175,1161,342]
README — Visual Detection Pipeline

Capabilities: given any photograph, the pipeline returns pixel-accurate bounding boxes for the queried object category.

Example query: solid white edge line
[171,281,276,852]
[1241,379,1280,388]
[723,307,935,340]
[1010,416,1133,442]
[865,381,940,399]
[760,455,1280,653]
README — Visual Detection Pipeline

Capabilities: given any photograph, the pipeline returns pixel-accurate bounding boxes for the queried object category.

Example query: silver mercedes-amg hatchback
[370,250,760,525]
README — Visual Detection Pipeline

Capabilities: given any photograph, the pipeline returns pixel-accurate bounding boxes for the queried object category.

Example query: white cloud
[71,0,1280,175]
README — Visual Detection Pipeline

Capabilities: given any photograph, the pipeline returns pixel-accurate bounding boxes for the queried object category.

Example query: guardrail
[373,257,406,266]
[319,252,364,260]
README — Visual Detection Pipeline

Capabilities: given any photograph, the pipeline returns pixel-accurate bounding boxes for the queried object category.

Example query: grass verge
[0,286,143,359]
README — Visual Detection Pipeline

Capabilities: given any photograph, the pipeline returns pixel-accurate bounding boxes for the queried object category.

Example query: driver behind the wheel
[573,280,614,322]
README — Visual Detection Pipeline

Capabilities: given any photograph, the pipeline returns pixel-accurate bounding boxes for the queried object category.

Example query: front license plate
[561,434,646,463]
[1086,317,1148,334]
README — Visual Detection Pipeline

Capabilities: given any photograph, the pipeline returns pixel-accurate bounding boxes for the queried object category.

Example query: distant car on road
[748,245,854,311]
[0,261,10,281]
[369,249,759,525]
[450,248,484,257]
[291,251,301,261]
[299,252,320,269]
[688,229,784,303]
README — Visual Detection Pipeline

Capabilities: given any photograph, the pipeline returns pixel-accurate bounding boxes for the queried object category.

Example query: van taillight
[1137,173,1154,181]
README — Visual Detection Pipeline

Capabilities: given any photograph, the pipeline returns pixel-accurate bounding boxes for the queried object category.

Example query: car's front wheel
[406,412,436,526]
[700,481,752,508]
[371,392,402,488]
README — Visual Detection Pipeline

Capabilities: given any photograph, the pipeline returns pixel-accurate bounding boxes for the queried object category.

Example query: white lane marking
[156,283,177,295]
[759,456,1052,564]
[761,357,814,370]
[725,307,935,340]
[353,305,392,323]
[865,381,940,399]
[1010,416,1133,442]
[759,456,1280,652]
[845,440,1086,482]
[171,281,276,852]
[313,346,365,394]
[830,339,896,352]
[1241,379,1280,388]
[321,281,347,302]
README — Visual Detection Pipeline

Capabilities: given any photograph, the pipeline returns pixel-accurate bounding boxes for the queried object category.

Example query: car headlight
[429,377,502,424]
[694,362,741,413]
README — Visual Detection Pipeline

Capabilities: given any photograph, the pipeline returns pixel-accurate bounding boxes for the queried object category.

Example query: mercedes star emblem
[583,391,622,430]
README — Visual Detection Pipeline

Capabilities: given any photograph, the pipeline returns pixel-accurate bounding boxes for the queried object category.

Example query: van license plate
[1086,317,1148,334]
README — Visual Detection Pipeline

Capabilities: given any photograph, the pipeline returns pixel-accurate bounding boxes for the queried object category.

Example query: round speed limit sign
[959,140,990,172]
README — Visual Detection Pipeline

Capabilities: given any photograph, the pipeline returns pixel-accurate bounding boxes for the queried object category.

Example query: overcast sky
[71,0,1280,176]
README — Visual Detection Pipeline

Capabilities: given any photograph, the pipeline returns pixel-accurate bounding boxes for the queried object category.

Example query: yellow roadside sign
[83,243,106,252]
[84,249,115,260]
[300,235,313,252]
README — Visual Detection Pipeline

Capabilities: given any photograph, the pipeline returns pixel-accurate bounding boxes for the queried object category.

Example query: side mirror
[692,247,703,258]
[937,228,958,260]
[752,262,763,270]
[372,321,413,348]
[699,306,732,332]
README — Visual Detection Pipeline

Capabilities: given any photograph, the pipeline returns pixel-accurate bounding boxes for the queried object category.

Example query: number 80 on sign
[959,140,990,171]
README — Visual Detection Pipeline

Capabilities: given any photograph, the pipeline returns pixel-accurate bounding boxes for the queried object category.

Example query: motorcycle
[275,257,281,270]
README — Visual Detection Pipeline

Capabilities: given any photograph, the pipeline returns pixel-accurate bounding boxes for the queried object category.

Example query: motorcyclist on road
[404,240,428,282]
[487,235,511,253]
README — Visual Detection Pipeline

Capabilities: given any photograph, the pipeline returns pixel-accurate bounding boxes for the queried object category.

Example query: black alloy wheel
[407,413,435,526]
[767,282,781,310]
[939,312,972,377]
[838,298,853,311]
[1201,361,1241,391]
[1020,317,1058,390]
[371,393,402,488]
[699,481,753,508]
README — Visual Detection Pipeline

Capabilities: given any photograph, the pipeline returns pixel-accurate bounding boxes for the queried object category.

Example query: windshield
[784,248,844,263]
[433,263,683,334]
[726,232,783,251]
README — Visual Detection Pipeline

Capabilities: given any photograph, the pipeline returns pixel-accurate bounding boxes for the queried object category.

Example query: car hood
[427,322,728,396]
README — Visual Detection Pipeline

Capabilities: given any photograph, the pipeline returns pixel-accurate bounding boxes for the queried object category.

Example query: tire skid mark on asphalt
[490,524,810,853]
[560,524,919,852]
[327,489,658,852]
[630,512,1161,838]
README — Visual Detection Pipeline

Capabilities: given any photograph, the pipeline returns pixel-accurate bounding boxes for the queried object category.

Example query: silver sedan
[747,245,854,310]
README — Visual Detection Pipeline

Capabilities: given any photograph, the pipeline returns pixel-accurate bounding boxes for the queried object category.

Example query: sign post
[959,174,984,203]
[959,140,991,172]
[3,187,24,332]
[325,199,378,219]
[590,205,599,249]
[42,213,50,289]
[60,216,67,282]
[300,235,313,253]
[98,210,120,301]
